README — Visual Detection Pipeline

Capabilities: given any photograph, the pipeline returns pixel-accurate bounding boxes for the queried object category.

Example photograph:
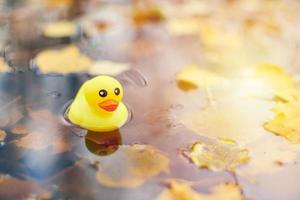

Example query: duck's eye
[99,89,107,97]
[114,88,120,96]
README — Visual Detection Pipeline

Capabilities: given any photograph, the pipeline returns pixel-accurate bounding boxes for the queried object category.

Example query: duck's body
[67,76,128,132]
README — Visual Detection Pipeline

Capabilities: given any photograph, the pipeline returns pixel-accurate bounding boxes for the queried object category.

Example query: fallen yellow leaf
[155,181,244,200]
[189,138,249,172]
[43,21,77,38]
[35,45,93,74]
[258,64,300,144]
[176,65,226,91]
[94,144,169,188]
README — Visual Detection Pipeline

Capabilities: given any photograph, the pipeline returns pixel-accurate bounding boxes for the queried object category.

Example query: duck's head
[83,76,124,113]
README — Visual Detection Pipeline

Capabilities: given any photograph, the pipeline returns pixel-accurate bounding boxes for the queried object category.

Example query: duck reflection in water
[84,129,122,156]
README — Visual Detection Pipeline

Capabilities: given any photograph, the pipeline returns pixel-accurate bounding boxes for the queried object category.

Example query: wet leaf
[176,65,227,91]
[257,64,300,143]
[0,175,51,199]
[88,60,130,76]
[0,130,6,141]
[264,93,300,143]
[155,181,244,200]
[35,45,93,74]
[43,20,77,38]
[189,138,249,172]
[92,144,169,188]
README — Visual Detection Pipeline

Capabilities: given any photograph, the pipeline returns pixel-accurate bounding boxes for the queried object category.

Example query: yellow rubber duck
[67,75,128,132]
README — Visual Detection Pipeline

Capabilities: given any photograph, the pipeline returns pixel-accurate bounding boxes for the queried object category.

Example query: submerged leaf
[189,138,249,172]
[35,45,93,74]
[94,144,169,188]
[155,181,244,200]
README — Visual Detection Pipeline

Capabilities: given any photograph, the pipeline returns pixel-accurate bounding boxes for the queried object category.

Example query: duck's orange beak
[98,99,119,112]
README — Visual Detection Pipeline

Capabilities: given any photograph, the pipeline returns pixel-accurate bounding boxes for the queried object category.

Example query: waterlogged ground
[1,0,300,200]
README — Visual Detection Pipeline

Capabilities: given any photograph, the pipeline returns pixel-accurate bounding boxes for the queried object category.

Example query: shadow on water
[85,130,122,156]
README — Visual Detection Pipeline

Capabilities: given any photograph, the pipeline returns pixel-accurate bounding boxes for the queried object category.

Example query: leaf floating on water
[94,144,169,188]
[155,181,244,200]
[0,175,51,199]
[176,65,227,91]
[43,20,77,38]
[88,60,130,76]
[189,138,249,172]
[264,94,300,143]
[0,130,6,141]
[258,64,300,143]
[35,45,93,74]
